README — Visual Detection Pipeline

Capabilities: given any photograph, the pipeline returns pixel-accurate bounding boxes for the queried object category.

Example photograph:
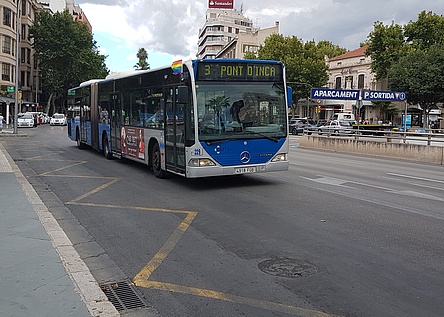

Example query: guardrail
[303,128,444,147]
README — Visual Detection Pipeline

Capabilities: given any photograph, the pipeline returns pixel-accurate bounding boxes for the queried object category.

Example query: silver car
[318,120,354,135]
[17,113,35,128]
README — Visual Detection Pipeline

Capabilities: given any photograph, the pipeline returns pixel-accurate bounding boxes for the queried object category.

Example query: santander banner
[209,0,234,9]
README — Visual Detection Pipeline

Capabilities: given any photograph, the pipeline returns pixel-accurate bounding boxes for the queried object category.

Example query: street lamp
[13,0,20,134]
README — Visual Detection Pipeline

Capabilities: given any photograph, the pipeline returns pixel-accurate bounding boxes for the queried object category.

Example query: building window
[345,75,353,89]
[27,48,31,64]
[3,35,12,54]
[3,7,12,27]
[20,70,25,87]
[27,71,30,87]
[21,24,26,40]
[335,77,342,89]
[21,47,25,63]
[2,63,11,81]
[358,74,365,89]
[22,1,26,16]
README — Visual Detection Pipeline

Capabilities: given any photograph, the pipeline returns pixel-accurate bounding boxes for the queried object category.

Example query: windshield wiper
[204,138,238,145]
[243,131,280,142]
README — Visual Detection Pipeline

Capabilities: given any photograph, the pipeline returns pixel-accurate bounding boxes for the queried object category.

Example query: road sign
[7,86,14,93]
[311,88,360,100]
[362,90,406,101]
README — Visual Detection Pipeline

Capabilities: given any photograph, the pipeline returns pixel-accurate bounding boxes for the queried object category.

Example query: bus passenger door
[164,86,186,175]
[110,93,122,153]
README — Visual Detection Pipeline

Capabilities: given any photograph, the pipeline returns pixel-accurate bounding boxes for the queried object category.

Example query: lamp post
[13,0,20,134]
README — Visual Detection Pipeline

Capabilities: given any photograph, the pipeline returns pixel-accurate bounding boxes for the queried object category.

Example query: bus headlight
[188,158,217,167]
[271,153,287,162]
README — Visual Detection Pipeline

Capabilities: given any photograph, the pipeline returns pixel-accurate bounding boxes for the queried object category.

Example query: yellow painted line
[65,178,120,204]
[39,161,88,176]
[65,187,342,316]
[133,211,197,283]
[137,281,342,317]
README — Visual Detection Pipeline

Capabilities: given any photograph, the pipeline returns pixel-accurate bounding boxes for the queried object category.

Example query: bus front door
[110,93,122,153]
[164,86,186,175]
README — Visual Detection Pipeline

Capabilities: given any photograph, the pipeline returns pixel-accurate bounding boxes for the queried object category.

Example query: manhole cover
[258,257,320,278]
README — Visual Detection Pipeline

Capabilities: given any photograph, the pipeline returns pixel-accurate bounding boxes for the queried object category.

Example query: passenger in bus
[238,100,257,127]
[230,100,244,123]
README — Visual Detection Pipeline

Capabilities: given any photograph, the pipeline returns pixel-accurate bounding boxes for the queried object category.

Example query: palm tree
[134,48,150,70]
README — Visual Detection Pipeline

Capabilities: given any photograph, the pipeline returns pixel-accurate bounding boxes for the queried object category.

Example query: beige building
[216,22,279,59]
[316,46,402,124]
[197,7,278,60]
[0,0,44,121]
[0,0,91,122]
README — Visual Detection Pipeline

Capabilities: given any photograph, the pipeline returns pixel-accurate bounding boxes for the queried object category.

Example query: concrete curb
[0,142,120,317]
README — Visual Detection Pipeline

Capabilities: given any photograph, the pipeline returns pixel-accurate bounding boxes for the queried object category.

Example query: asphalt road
[3,126,444,317]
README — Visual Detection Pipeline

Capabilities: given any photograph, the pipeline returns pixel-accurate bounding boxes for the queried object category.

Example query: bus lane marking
[25,156,342,316]
[67,203,341,316]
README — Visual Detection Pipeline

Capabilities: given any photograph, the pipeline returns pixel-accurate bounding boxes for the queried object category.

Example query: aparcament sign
[209,0,234,9]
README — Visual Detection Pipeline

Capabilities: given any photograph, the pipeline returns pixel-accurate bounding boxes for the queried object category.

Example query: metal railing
[303,127,444,147]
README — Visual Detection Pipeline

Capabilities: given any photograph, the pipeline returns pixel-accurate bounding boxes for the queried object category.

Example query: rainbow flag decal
[171,60,182,75]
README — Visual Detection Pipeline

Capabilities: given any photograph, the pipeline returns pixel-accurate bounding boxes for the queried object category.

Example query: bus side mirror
[286,86,293,107]
[177,86,189,104]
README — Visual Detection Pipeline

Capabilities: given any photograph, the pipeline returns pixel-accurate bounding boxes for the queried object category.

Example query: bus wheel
[76,130,84,149]
[152,143,166,179]
[103,135,113,159]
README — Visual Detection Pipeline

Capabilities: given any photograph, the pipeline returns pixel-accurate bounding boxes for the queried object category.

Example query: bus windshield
[196,82,287,142]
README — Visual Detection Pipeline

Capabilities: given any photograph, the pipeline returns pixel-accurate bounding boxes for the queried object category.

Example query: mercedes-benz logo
[240,151,251,164]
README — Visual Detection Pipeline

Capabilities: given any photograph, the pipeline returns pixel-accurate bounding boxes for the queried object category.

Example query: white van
[331,112,357,123]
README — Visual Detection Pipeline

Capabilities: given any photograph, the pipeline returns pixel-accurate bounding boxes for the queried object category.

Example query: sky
[75,0,443,74]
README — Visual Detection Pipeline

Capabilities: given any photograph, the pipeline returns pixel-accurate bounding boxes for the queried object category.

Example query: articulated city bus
[67,59,290,178]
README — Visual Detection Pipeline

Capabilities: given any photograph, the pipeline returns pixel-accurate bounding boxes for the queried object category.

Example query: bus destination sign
[197,62,282,82]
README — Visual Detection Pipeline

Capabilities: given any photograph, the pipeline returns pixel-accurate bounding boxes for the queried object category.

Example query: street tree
[251,34,345,117]
[388,44,444,127]
[134,48,150,70]
[366,11,444,127]
[29,10,108,114]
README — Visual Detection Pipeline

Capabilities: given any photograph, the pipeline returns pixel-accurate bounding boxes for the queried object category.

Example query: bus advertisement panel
[67,59,289,179]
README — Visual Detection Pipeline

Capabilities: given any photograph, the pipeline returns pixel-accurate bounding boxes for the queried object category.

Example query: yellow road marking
[39,161,88,176]
[24,156,341,316]
[65,178,120,204]
[137,281,341,317]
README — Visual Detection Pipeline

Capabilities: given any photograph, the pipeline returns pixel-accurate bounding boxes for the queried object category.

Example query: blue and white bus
[67,59,290,178]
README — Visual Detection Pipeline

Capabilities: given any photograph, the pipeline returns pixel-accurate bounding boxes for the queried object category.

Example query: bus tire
[103,134,112,159]
[76,129,85,149]
[152,142,166,179]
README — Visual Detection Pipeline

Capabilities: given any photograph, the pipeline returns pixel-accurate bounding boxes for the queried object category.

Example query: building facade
[197,7,278,60]
[216,22,279,59]
[0,0,91,122]
[0,0,44,121]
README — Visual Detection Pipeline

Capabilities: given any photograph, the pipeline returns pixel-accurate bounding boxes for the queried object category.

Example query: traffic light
[315,106,320,114]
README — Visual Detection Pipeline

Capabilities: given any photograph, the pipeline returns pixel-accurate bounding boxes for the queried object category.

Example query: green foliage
[366,21,406,80]
[255,34,342,101]
[29,10,108,112]
[134,48,150,70]
[388,44,444,107]
[243,51,257,60]
[366,10,444,124]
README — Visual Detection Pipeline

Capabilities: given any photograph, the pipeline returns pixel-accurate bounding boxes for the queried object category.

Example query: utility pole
[13,0,20,134]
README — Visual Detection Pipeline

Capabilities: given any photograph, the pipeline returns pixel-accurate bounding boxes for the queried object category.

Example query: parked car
[50,113,67,126]
[317,120,354,135]
[289,118,316,135]
[17,113,35,128]
[289,118,305,135]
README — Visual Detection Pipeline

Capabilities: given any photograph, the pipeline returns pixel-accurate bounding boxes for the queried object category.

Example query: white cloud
[76,0,444,72]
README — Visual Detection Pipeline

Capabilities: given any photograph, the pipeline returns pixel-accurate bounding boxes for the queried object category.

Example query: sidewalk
[0,141,119,317]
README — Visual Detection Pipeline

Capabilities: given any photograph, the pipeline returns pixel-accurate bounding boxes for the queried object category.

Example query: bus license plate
[235,166,265,174]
